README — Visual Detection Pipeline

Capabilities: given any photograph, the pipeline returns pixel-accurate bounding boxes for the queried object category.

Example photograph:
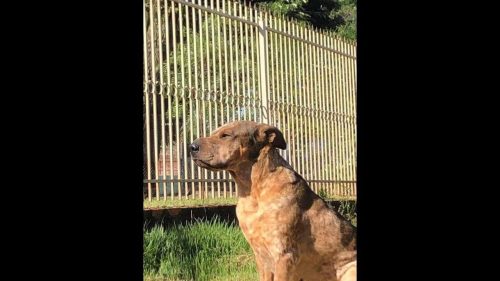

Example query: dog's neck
[230,146,288,199]
[229,161,253,197]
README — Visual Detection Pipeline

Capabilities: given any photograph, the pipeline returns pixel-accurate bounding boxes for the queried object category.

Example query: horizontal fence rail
[143,0,357,206]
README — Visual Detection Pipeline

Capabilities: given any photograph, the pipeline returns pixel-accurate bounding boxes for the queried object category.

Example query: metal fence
[143,0,357,203]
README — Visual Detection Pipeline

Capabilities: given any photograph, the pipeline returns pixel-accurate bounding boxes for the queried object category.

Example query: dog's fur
[190,121,356,281]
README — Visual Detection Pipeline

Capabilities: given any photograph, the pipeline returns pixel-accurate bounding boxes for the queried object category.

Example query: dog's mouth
[193,158,212,168]
[192,158,227,171]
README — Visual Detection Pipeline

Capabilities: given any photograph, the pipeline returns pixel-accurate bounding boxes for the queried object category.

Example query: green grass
[144,197,238,209]
[324,195,357,202]
[144,218,258,281]
[143,197,357,280]
[144,195,354,210]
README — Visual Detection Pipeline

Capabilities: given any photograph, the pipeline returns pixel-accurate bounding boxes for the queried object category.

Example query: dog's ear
[254,124,286,149]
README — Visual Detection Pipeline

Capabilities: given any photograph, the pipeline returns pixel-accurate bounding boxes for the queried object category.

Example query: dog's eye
[221,133,232,139]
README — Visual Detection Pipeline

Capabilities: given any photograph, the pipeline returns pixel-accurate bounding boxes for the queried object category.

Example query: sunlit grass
[144,217,258,281]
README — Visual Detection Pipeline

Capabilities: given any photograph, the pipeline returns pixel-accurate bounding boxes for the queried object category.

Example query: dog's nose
[189,142,199,153]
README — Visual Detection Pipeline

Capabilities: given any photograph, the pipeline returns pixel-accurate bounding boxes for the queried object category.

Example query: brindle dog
[190,121,356,281]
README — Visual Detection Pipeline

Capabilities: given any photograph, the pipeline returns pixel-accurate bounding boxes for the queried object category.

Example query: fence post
[258,15,269,124]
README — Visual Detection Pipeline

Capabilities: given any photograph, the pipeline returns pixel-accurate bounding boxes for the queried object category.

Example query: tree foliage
[254,0,356,40]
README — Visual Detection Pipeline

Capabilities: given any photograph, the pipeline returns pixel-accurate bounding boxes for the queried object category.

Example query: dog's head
[189,121,286,171]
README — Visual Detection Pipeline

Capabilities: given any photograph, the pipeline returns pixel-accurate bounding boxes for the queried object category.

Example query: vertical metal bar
[316,29,323,194]
[185,0,194,199]
[233,0,240,196]
[217,0,223,199]
[304,26,310,182]
[304,26,312,191]
[344,40,352,197]
[199,0,208,198]
[325,33,331,196]
[148,0,160,201]
[180,0,187,199]
[231,0,237,196]
[326,33,335,196]
[302,25,309,181]
[277,14,282,128]
[352,42,357,196]
[227,1,234,110]
[343,39,350,197]
[328,34,334,195]
[204,0,213,199]
[331,36,339,195]
[350,42,357,197]
[271,13,278,132]
[144,1,152,202]
[222,0,229,199]
[282,16,291,162]
[323,32,331,195]
[230,0,236,197]
[230,2,236,123]
[337,37,346,196]
[306,28,315,191]
[322,33,333,197]
[251,5,257,122]
[323,32,334,197]
[209,0,216,199]
[152,0,160,201]
[344,42,353,197]
[342,39,350,197]
[312,28,319,194]
[287,18,294,163]
[212,0,219,131]
[337,38,344,196]
[283,17,295,162]
[157,0,167,201]
[269,14,276,127]
[290,20,302,173]
[292,23,299,169]
[210,0,222,198]
[228,0,235,197]
[318,31,327,196]
[258,11,268,124]
[236,1,242,122]
[315,29,325,191]
[244,1,251,122]
[332,36,340,196]
[287,18,293,165]
[333,34,340,196]
[288,19,295,168]
[186,2,195,200]
[174,0,182,200]
[193,0,203,199]
[191,0,201,200]
[168,0,175,200]
[312,27,320,194]
[278,15,285,158]
[297,22,304,177]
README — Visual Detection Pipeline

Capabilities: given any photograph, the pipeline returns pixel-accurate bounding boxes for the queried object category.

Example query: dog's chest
[236,198,296,250]
[236,199,260,237]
